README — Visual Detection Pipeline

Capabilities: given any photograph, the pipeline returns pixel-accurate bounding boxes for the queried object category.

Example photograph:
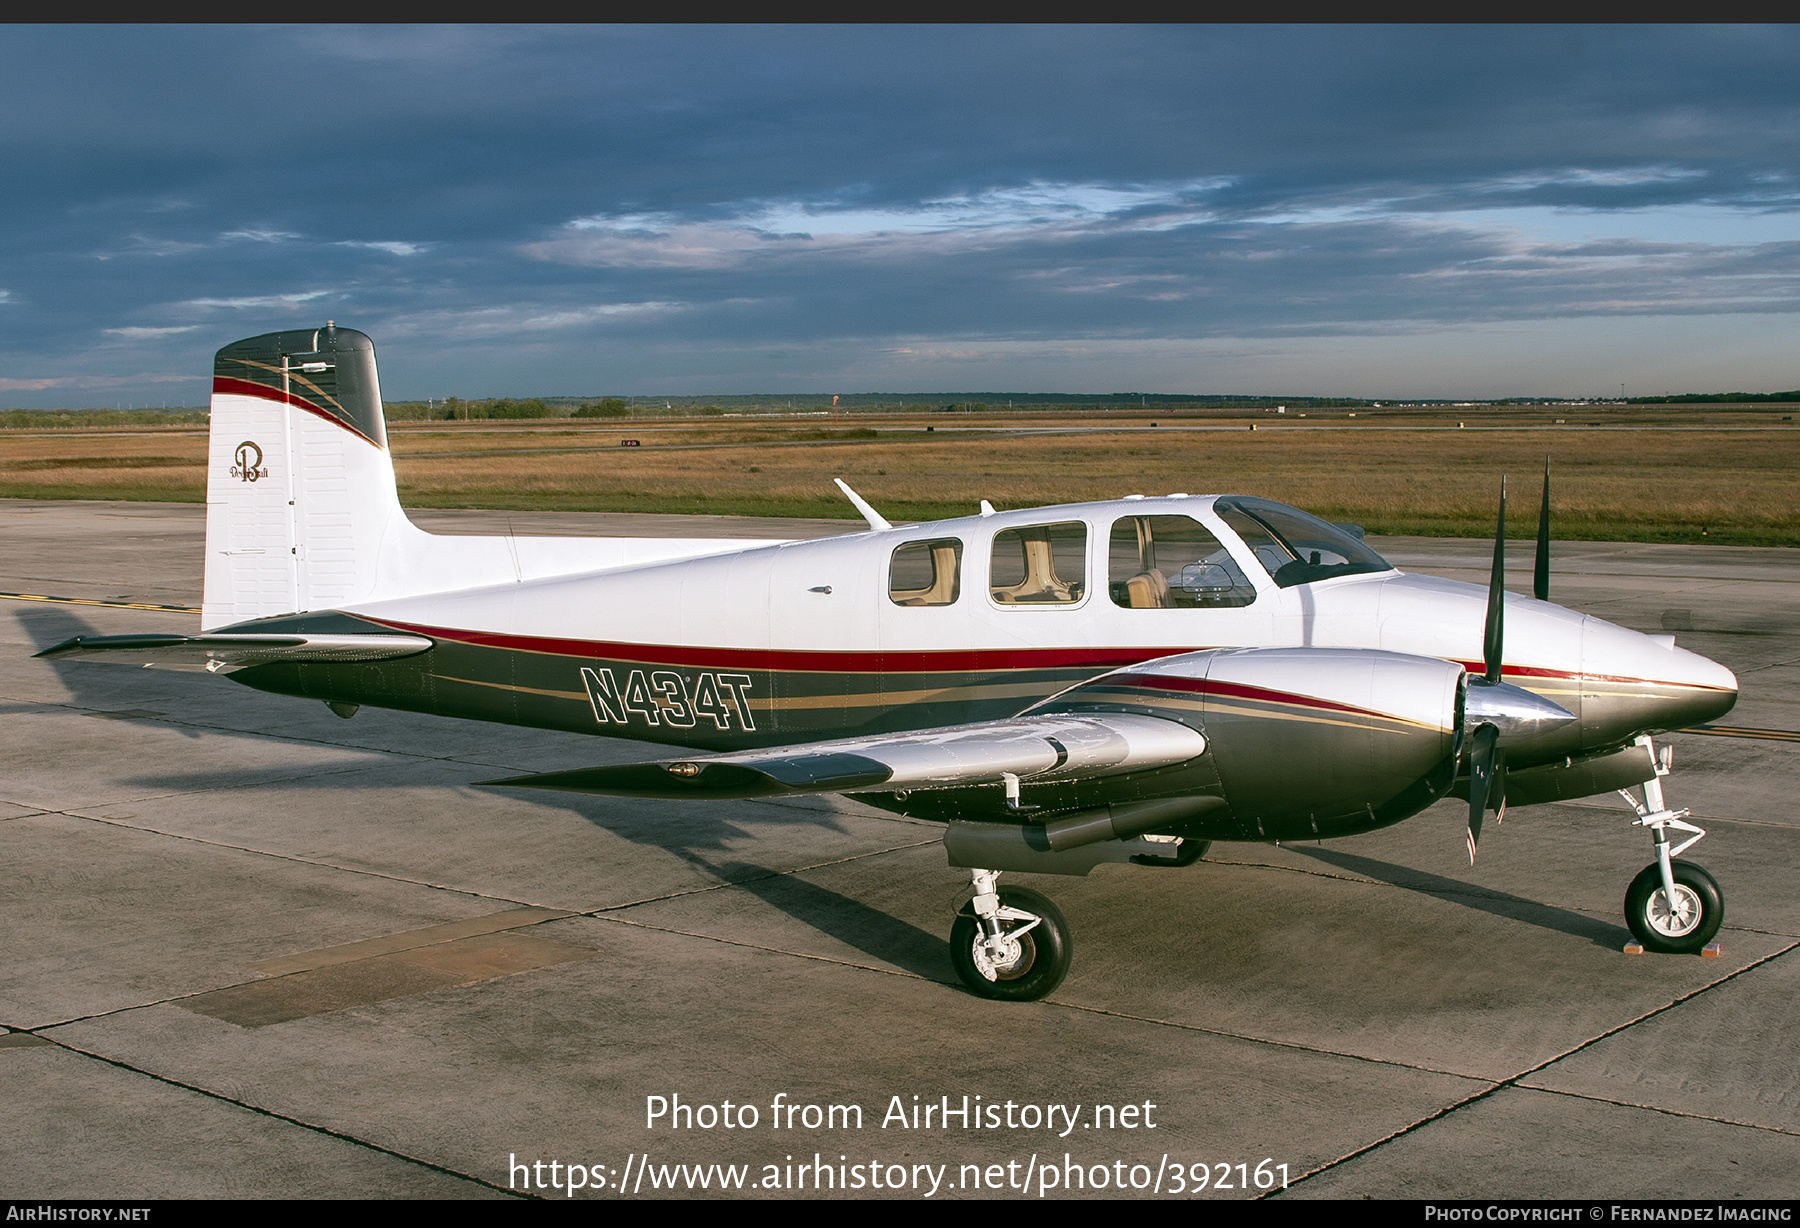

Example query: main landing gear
[1618,736,1723,954]
[951,869,1072,1000]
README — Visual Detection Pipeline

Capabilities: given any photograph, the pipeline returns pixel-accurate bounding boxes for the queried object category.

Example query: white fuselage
[326,495,1734,756]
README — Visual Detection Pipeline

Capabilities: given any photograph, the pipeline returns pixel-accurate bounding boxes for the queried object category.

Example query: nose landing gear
[1618,736,1724,954]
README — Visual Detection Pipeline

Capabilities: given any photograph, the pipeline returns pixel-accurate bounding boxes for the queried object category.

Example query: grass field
[3,404,1796,544]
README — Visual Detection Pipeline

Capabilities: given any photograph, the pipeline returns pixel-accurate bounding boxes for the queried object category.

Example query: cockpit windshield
[1212,497,1392,588]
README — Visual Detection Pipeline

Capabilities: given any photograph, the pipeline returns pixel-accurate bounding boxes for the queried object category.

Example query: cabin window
[1108,515,1257,609]
[889,538,963,607]
[1213,497,1391,588]
[990,522,1086,605]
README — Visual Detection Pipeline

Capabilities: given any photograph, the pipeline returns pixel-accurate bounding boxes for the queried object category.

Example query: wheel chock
[1623,941,1645,955]
[1701,941,1723,958]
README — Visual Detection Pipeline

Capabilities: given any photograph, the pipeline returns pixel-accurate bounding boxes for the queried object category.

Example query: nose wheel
[1625,860,1723,953]
[1619,736,1725,955]
[951,871,1071,1001]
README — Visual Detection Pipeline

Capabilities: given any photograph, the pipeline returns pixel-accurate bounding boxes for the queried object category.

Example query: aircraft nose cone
[1581,617,1738,740]
[1682,661,1740,726]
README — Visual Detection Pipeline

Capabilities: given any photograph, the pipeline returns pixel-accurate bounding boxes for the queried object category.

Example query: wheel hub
[1648,884,1702,938]
[973,931,1034,981]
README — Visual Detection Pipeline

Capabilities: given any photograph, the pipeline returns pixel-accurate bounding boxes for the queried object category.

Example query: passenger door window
[1108,515,1257,608]
[990,522,1086,605]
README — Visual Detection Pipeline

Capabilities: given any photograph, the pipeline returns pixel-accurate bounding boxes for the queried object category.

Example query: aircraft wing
[480,712,1207,800]
[34,632,434,673]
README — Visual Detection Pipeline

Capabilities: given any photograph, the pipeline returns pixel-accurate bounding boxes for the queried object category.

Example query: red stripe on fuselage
[341,619,1709,697]
[360,616,1195,675]
[1450,659,1730,692]
[212,377,383,449]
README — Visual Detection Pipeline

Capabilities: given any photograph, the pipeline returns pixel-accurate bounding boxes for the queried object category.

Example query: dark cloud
[3,25,1798,401]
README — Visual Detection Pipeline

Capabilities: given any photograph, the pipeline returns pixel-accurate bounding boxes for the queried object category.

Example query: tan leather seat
[991,535,1075,603]
[1125,569,1170,609]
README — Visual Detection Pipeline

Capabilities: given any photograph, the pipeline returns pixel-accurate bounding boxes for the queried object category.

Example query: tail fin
[201,323,771,632]
[203,322,409,629]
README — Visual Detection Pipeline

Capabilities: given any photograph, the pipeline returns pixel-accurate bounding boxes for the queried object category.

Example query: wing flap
[481,713,1206,799]
[35,632,433,673]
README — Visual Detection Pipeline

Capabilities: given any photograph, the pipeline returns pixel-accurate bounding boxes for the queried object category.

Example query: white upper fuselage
[332,494,1736,754]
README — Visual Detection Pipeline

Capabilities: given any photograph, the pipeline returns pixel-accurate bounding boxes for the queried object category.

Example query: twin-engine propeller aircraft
[41,325,1739,1000]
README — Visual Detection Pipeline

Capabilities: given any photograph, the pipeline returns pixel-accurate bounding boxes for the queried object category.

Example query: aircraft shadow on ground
[11,606,207,742]
[15,607,883,854]
[12,603,102,656]
[1288,844,1630,949]
[102,759,873,857]
[664,855,951,983]
[22,604,955,984]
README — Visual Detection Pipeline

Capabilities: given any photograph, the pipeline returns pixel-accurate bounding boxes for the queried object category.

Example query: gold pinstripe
[435,675,585,702]
[227,356,348,416]
[1069,686,1447,734]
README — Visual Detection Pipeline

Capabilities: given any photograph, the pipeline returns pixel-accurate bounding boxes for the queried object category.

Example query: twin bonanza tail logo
[581,666,756,731]
[230,440,270,482]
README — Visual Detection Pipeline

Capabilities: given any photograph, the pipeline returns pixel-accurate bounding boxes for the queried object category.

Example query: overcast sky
[4,25,1799,405]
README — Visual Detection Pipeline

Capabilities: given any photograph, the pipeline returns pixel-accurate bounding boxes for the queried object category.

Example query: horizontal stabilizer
[34,632,433,674]
[481,712,1205,800]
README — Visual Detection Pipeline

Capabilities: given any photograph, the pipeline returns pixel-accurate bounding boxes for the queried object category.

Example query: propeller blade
[1466,722,1500,863]
[1483,477,1506,685]
[1534,456,1551,602]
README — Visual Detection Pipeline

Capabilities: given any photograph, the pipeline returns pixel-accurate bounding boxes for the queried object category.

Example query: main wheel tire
[1625,860,1723,954]
[950,886,1072,1002]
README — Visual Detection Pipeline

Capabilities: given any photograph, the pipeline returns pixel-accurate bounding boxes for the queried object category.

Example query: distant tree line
[1626,391,1800,404]
[384,397,638,421]
[574,398,630,417]
[0,408,208,428]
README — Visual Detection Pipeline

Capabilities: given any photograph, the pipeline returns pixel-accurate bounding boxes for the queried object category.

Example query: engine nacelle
[1031,646,1465,841]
